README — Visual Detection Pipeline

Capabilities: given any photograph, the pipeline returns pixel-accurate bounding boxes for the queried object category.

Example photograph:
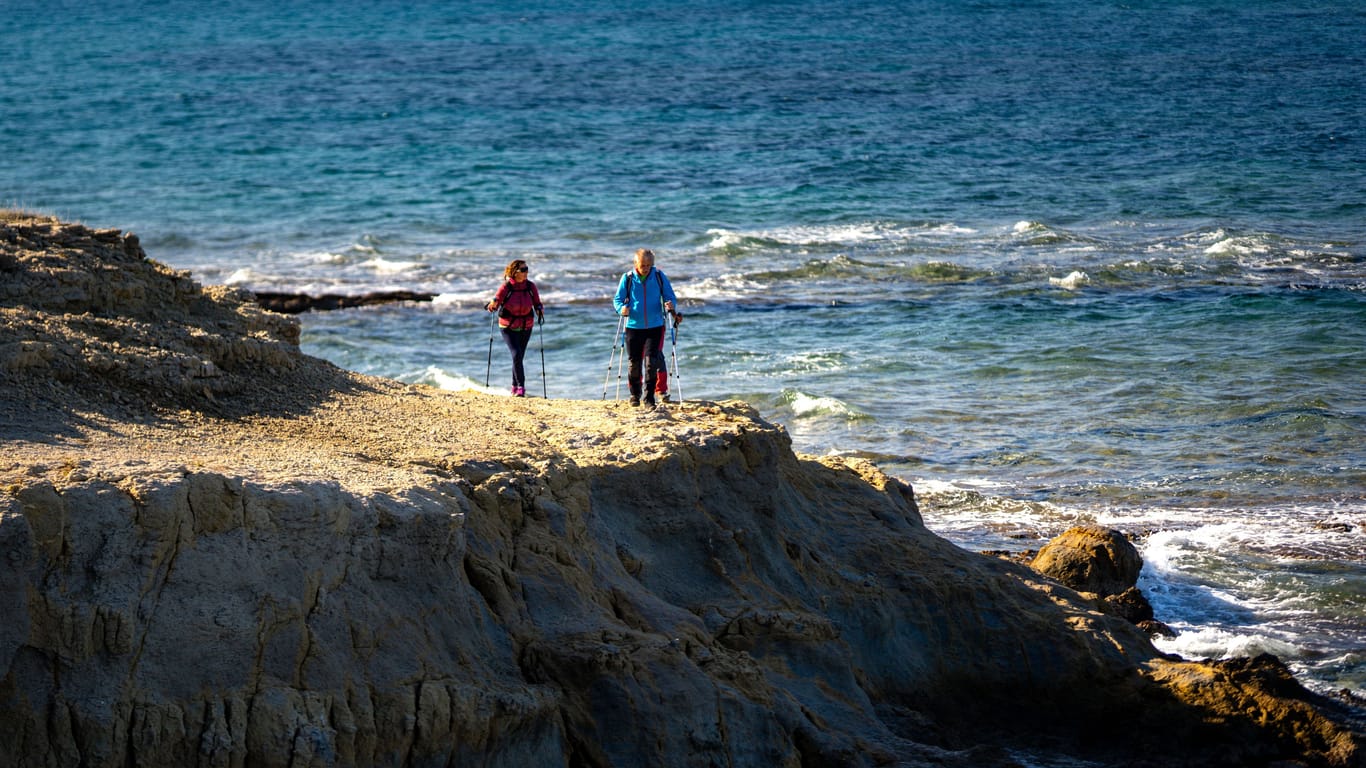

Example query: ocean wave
[707,223,895,251]
[902,261,994,283]
[359,256,427,274]
[1009,220,1094,247]
[1152,626,1301,662]
[223,268,256,286]
[398,365,504,395]
[733,255,875,285]
[904,479,1083,549]
[684,275,769,301]
[704,221,977,255]
[1048,270,1090,290]
[291,249,349,265]
[779,389,869,420]
[1202,230,1274,258]
[781,350,851,373]
[431,291,489,308]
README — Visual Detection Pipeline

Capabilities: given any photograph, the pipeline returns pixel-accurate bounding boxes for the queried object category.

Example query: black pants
[625,326,665,402]
[501,328,532,388]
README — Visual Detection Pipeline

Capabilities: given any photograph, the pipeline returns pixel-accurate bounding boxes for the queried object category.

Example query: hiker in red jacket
[485,259,544,397]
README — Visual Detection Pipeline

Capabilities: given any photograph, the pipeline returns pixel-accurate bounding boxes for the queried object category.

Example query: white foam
[706,229,745,249]
[291,249,347,265]
[912,476,1007,494]
[707,221,932,248]
[751,224,883,245]
[1049,270,1089,289]
[912,478,980,496]
[923,222,977,236]
[402,365,503,394]
[223,268,255,285]
[430,291,498,308]
[1153,626,1300,662]
[685,275,766,300]
[785,390,861,418]
[782,350,847,372]
[360,257,426,274]
[1141,524,1240,572]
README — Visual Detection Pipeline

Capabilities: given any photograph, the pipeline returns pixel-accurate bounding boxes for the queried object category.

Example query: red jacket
[492,279,542,330]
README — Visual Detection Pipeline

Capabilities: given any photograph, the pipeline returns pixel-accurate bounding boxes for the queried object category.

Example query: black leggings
[501,328,532,388]
[625,326,665,400]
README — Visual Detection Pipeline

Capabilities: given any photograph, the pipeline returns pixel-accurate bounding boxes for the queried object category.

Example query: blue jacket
[614,267,677,329]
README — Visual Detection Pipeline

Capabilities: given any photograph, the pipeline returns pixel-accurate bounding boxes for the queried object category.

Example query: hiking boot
[657,391,671,403]
[629,395,640,407]
[643,396,657,409]
[513,386,525,397]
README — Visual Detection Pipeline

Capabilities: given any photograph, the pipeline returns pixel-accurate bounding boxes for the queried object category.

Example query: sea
[4,0,1363,707]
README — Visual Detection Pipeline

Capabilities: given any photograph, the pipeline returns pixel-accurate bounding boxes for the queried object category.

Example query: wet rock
[251,290,436,314]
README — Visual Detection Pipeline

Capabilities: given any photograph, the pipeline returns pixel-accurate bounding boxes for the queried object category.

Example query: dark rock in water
[252,290,436,313]
[1033,526,1174,638]
[1138,618,1179,639]
[1032,524,1143,597]
[1104,585,1156,624]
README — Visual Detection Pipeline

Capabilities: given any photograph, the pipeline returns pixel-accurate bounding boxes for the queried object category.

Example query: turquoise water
[4,1,1364,698]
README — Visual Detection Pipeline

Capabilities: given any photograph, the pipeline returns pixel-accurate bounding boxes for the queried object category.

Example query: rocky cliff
[1,216,1361,767]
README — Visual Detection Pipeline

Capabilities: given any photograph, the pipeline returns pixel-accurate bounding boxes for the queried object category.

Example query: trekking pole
[484,309,498,388]
[669,312,682,404]
[615,317,627,401]
[538,316,547,399]
[602,314,625,399]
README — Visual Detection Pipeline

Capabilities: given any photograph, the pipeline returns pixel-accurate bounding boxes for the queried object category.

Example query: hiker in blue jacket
[613,248,679,408]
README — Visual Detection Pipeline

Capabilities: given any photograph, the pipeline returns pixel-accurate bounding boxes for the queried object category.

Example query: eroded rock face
[0,472,562,768]
[2,218,1362,768]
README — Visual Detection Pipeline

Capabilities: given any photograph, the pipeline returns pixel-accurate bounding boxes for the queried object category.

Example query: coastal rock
[250,290,436,314]
[0,216,302,404]
[1030,525,1176,636]
[1031,524,1143,597]
[2,217,1362,767]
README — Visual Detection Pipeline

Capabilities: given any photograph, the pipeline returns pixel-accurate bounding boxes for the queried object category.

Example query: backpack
[499,281,535,319]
